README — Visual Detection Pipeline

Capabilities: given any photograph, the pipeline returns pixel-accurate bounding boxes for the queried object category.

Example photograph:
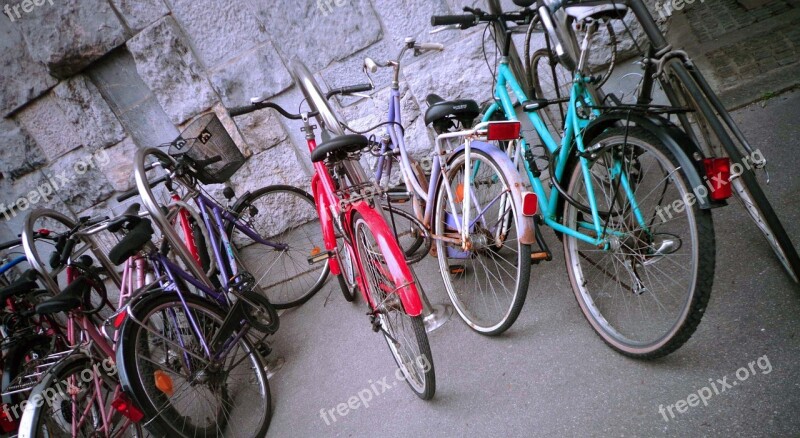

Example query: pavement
[264,89,800,437]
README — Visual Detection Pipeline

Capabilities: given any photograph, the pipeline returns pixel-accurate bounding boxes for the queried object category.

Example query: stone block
[43,148,115,212]
[110,0,169,33]
[15,0,127,78]
[252,0,383,71]
[168,0,269,67]
[97,137,139,192]
[0,118,47,180]
[230,141,312,196]
[0,16,57,116]
[209,42,293,108]
[52,75,126,150]
[127,16,218,125]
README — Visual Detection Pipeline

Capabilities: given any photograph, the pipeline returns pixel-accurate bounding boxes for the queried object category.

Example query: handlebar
[325,83,374,99]
[228,101,319,120]
[116,174,169,202]
[431,8,535,29]
[431,15,479,27]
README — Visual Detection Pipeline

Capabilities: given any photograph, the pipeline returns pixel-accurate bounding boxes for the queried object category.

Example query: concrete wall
[0,0,654,241]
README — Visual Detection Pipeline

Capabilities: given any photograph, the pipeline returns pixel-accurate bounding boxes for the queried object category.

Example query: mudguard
[450,141,537,245]
[554,111,719,226]
[348,201,424,316]
[311,174,341,275]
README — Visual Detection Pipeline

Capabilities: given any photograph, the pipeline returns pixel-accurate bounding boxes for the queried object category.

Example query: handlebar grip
[229,104,257,117]
[364,58,378,73]
[341,84,373,94]
[417,43,445,51]
[116,174,169,202]
[431,15,477,27]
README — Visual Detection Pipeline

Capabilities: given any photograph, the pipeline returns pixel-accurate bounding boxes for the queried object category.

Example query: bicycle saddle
[0,270,42,301]
[108,218,154,265]
[107,203,142,233]
[310,134,370,163]
[564,4,628,22]
[34,275,91,315]
[513,0,535,7]
[424,94,480,132]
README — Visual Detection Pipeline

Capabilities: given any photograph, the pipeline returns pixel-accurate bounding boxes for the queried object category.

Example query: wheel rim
[353,217,427,393]
[564,135,700,351]
[434,153,525,333]
[132,300,269,436]
[230,188,329,307]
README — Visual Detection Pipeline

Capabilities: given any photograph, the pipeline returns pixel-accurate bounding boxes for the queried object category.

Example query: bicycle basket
[169,113,245,184]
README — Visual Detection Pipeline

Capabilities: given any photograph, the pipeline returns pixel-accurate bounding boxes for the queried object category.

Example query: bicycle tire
[336,240,358,302]
[382,203,430,264]
[662,64,800,283]
[18,354,144,438]
[351,213,435,399]
[562,127,715,358]
[116,293,271,437]
[227,185,330,309]
[433,148,532,336]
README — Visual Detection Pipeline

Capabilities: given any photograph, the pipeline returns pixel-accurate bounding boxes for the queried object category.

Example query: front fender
[350,201,423,316]
[452,141,536,245]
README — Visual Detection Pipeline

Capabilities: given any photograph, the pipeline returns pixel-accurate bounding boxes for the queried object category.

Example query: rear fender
[450,141,536,245]
[349,201,423,316]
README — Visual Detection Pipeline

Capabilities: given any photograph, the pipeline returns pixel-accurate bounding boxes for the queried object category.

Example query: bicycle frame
[377,87,536,247]
[482,57,648,246]
[306,123,424,316]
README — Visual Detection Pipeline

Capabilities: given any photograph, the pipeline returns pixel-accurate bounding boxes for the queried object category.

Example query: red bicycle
[229,61,435,399]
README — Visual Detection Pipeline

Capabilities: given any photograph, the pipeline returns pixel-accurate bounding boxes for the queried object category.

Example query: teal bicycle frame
[482,59,649,247]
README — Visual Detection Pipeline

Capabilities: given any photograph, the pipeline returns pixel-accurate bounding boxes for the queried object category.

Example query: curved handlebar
[228,101,319,120]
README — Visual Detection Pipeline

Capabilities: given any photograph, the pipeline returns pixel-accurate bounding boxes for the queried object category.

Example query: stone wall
[0,0,660,242]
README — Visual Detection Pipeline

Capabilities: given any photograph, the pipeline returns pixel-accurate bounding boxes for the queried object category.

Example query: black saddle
[35,276,91,315]
[424,94,480,132]
[513,0,535,7]
[0,270,42,301]
[309,134,370,163]
[108,218,154,265]
[107,203,143,233]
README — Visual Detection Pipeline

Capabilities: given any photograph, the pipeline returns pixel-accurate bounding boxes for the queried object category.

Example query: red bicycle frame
[307,137,424,317]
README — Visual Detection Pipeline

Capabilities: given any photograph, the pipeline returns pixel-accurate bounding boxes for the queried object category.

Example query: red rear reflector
[0,404,18,432]
[113,311,127,328]
[112,394,145,422]
[522,192,538,216]
[703,157,732,201]
[36,228,50,236]
[486,121,521,141]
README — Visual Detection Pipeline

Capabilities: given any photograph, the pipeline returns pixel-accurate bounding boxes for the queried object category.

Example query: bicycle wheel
[433,149,532,336]
[117,293,271,437]
[18,355,144,438]
[661,65,800,283]
[530,48,572,137]
[227,185,330,309]
[562,127,715,358]
[382,203,430,264]
[352,213,435,400]
[336,239,358,302]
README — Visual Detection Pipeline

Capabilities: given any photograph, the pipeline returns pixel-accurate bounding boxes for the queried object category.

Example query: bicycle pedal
[256,342,272,357]
[531,251,551,263]
[449,265,465,274]
[368,313,381,332]
[307,250,334,265]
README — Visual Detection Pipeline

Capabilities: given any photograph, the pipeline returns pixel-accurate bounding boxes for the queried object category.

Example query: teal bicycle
[432,1,722,358]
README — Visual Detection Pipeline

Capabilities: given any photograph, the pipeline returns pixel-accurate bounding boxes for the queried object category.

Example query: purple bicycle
[354,38,541,336]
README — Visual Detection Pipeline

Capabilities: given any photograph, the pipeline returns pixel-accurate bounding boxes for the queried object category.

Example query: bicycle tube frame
[0,256,26,277]
[307,135,423,316]
[482,61,648,245]
[381,88,535,245]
